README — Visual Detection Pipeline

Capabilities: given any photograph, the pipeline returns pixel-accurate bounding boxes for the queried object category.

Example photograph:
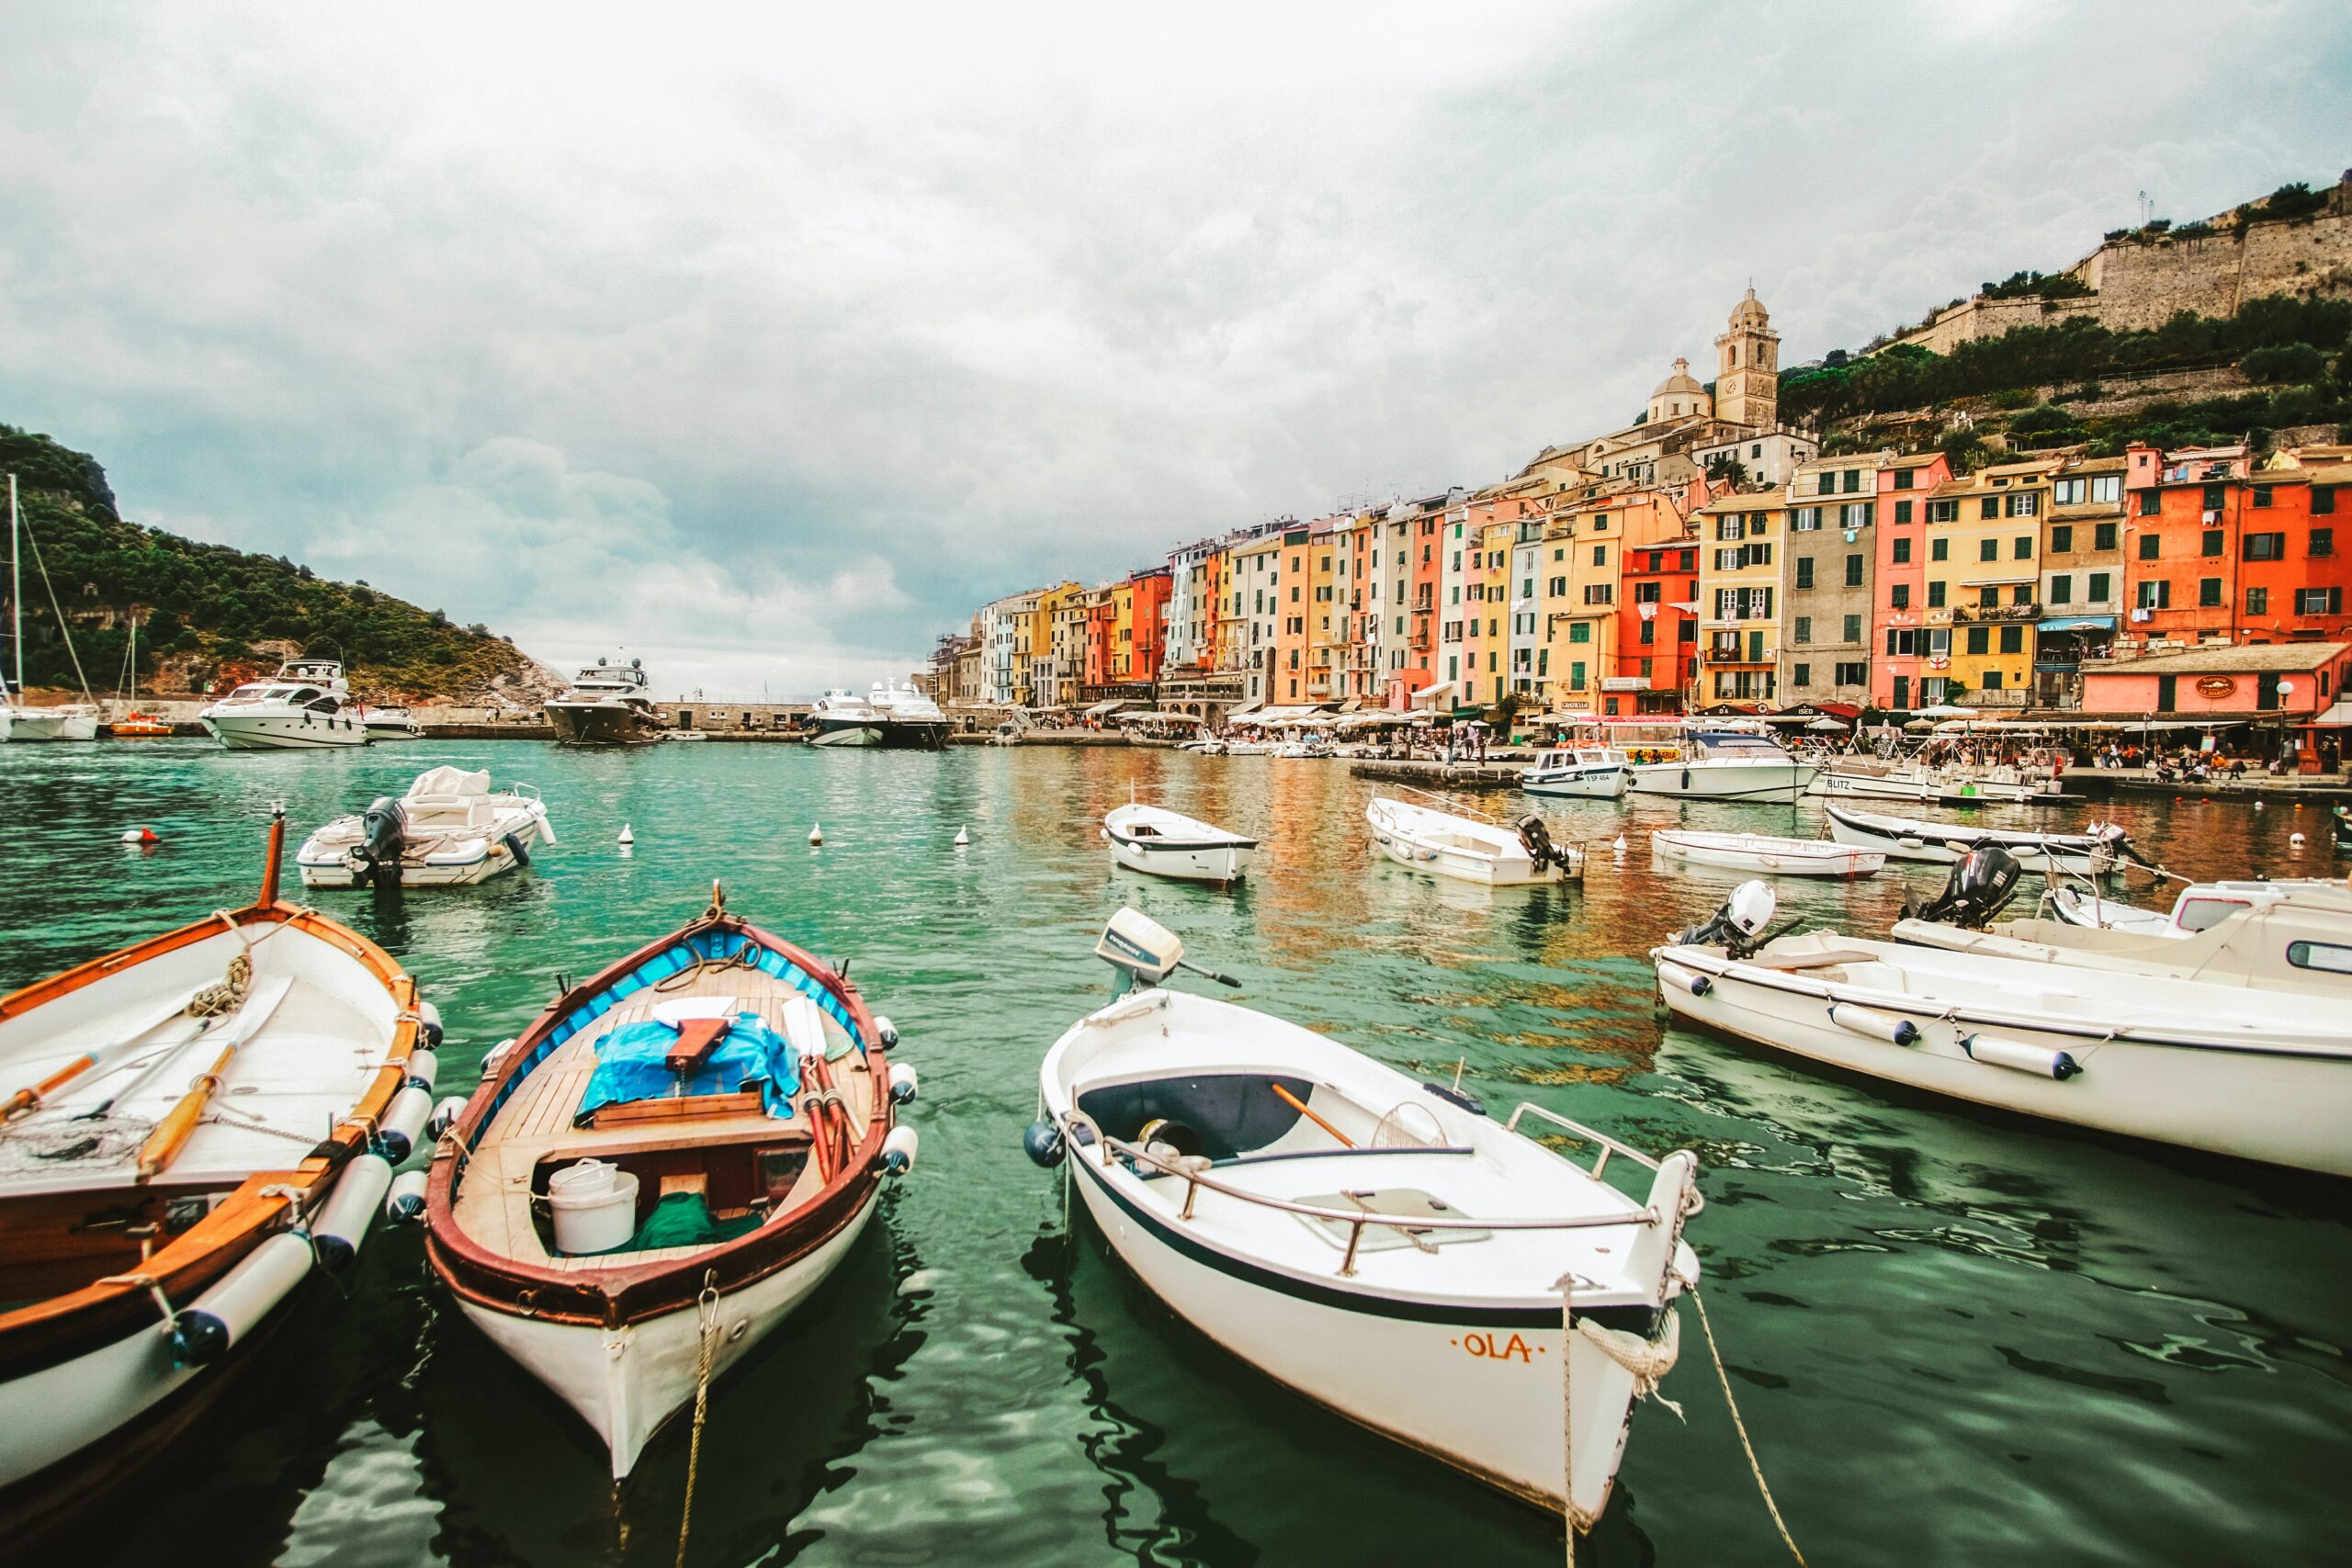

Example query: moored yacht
[198,659,370,750]
[5,477,101,743]
[544,657,664,746]
[812,681,950,750]
[1627,727,1817,803]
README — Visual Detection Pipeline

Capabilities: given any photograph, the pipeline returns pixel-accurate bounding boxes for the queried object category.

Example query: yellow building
[1694,489,1789,705]
[1029,581,1080,705]
[1457,513,1515,706]
[1921,458,2057,705]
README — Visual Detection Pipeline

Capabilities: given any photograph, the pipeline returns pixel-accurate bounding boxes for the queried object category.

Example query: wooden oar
[4,983,211,1119]
[133,976,295,1181]
[1271,1082,1355,1149]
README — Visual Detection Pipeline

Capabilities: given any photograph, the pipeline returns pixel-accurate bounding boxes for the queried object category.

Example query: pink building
[2078,641,2352,765]
[1871,452,1951,711]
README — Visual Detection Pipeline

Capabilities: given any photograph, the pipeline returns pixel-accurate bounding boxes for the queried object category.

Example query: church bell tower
[1714,288,1780,430]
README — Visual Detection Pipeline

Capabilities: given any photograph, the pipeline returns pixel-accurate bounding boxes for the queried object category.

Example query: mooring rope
[1678,1272,1806,1565]
[1558,1272,1577,1568]
[675,1270,722,1568]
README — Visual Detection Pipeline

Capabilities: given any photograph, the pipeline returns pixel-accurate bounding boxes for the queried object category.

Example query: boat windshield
[1693,732,1789,758]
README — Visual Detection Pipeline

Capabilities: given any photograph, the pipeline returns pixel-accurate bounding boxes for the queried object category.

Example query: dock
[1349,759,1528,790]
[2064,766,2352,804]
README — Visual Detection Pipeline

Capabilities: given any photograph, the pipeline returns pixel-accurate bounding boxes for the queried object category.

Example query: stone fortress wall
[1885,172,2352,355]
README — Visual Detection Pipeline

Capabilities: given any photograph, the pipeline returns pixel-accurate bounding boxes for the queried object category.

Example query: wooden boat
[0,811,435,1540]
[1367,794,1581,886]
[1030,911,1702,1533]
[423,886,914,1478]
[1103,802,1256,885]
[1655,884,2352,1177]
[1651,829,1883,879]
[1824,804,2136,875]
[295,765,556,888]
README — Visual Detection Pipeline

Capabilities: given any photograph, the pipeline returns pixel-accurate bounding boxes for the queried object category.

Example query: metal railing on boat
[1060,1111,1665,1278]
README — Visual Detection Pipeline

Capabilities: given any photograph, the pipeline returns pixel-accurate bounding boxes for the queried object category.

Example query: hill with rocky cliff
[1,423,559,705]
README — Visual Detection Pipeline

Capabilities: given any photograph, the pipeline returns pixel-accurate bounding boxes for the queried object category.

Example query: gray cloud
[0,0,2344,696]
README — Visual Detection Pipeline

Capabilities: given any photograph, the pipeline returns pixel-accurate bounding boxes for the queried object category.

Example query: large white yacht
[1626,724,1818,803]
[543,656,664,746]
[198,658,371,750]
[810,681,950,750]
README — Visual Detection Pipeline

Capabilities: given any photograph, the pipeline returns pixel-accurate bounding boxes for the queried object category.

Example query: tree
[2240,342,2328,384]
[1703,454,1749,486]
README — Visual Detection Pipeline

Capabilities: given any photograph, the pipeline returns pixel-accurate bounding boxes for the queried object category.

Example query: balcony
[1956,689,2030,708]
[1951,603,2042,624]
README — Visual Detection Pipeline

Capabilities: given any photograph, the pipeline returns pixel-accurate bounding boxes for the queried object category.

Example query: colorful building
[1870,452,1951,712]
[2033,457,2128,707]
[1694,489,1789,705]
[1921,458,2055,705]
[1618,533,1701,714]
[1781,456,1881,710]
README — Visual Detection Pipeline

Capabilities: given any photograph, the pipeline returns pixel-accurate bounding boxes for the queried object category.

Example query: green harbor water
[3,740,2348,1567]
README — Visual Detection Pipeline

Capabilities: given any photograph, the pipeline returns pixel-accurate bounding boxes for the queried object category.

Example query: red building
[2122,445,2352,649]
[1871,452,1952,711]
[1616,533,1701,714]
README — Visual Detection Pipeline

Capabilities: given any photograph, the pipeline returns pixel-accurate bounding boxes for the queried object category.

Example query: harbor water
[4,741,2347,1566]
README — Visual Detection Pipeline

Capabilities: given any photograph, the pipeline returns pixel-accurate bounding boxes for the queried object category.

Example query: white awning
[1081,699,1130,717]
[2311,701,2352,727]
[1409,680,1460,709]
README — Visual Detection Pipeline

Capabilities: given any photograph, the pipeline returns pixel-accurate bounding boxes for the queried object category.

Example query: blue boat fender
[879,1125,919,1175]
[169,1231,314,1368]
[1022,1119,1066,1168]
[416,1000,444,1047]
[873,1014,901,1048]
[888,1063,919,1105]
[426,1095,468,1140]
[383,1168,430,1223]
[403,1047,439,1095]
[310,1151,395,1272]
[503,831,530,867]
[372,1083,435,1164]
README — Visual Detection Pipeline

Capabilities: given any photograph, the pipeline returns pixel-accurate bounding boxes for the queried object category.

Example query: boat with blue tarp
[420,885,918,1479]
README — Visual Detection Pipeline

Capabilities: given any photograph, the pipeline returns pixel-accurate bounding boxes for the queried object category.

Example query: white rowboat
[1103,803,1256,885]
[1824,804,2134,875]
[1651,829,1883,879]
[1367,795,1579,886]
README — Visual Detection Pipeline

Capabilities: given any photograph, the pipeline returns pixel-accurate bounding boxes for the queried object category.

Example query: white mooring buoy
[808,822,824,846]
[954,825,970,847]
[616,823,634,846]
[119,827,159,846]
[2290,831,2306,847]
[1612,834,1627,853]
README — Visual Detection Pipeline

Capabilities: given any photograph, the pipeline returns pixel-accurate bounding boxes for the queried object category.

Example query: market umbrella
[1805,716,1846,731]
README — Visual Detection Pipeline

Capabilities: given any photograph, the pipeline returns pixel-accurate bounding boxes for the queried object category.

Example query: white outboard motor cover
[1097,908,1182,985]
[1726,880,1778,941]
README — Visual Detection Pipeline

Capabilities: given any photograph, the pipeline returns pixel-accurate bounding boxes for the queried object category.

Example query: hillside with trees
[1,423,549,703]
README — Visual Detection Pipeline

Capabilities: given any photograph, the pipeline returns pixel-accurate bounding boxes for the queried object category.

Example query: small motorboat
[1102,802,1256,885]
[1628,728,1817,803]
[422,886,912,1478]
[1028,911,1702,1532]
[1651,829,1882,879]
[1367,794,1580,886]
[198,659,371,750]
[1521,746,1630,799]
[296,766,556,888]
[0,810,436,1538]
[1806,755,2066,806]
[106,711,174,738]
[360,705,424,740]
[2035,880,2327,938]
[1653,876,2352,1177]
[1824,804,2137,875]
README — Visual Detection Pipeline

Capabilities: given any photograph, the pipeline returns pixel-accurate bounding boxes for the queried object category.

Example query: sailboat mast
[8,473,19,703]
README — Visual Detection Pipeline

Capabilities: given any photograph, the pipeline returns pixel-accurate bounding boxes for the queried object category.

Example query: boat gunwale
[0,902,421,1376]
[424,908,893,1328]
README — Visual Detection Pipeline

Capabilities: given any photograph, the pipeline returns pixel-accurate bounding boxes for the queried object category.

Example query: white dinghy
[2036,878,2344,940]
[1824,804,2138,875]
[0,811,435,1538]
[1367,793,1581,886]
[1029,911,1702,1531]
[1652,878,2352,1177]
[1651,829,1883,879]
[296,765,556,889]
[1103,802,1256,886]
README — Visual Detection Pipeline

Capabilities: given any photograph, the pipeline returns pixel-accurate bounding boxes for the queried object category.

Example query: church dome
[1727,287,1770,331]
[1647,356,1710,424]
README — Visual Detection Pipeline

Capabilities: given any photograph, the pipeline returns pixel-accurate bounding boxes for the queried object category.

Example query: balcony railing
[1951,603,2042,624]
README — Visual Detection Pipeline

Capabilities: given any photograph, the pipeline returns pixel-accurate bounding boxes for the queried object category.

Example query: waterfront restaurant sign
[2196,676,2237,699]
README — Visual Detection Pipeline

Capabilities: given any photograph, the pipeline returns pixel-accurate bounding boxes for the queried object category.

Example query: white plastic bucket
[547,1159,640,1255]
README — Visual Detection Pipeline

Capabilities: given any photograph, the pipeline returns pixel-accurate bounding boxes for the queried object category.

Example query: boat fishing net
[0,1114,150,1177]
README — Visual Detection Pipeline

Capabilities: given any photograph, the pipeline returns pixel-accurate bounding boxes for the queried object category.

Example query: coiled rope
[187,952,253,1020]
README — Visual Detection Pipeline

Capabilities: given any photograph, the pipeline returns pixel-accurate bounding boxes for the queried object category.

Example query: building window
[2051,525,2073,553]
[2091,476,2120,502]
[2247,586,2268,615]
[1979,497,1999,520]
[1891,583,1911,609]
[1843,469,1862,494]
[2254,486,2273,509]
[2140,533,2160,560]
[1793,507,1821,531]
[2296,587,2345,615]
[1984,670,2005,691]
[1836,660,1867,686]
[2050,575,2072,604]
[1979,586,1999,608]
[2138,490,2161,516]
[1592,545,1607,567]
[1793,615,1812,644]
[1843,614,1862,643]
[2094,521,2118,551]
[2202,483,2227,512]
[2245,532,2285,560]
[1893,537,1913,563]
[1928,501,1959,524]
[2054,478,2085,506]
[2313,487,2336,516]
[1966,626,1989,655]
[1792,662,1811,687]
[2201,529,2223,557]
[1795,558,1815,589]
[1894,468,1915,491]
[2015,536,2034,559]
[2315,528,2336,558]
[1846,554,1864,586]
[1999,626,2023,653]
[2137,579,2170,609]
[1979,538,1999,562]
[2006,492,2039,518]
[2088,570,2111,601]
[1894,500,1914,525]
[2199,578,2222,607]
[1928,581,1947,608]
[1931,538,1949,562]
[1569,622,1591,644]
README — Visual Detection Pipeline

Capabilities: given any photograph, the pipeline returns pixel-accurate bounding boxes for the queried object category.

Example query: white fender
[416,1000,444,1046]
[1657,961,1712,998]
[311,1152,394,1272]
[888,1062,919,1104]
[1827,1002,1919,1046]
[480,1038,517,1079]
[879,1124,919,1175]
[170,1230,313,1367]
[873,1014,901,1048]
[404,1047,439,1093]
[384,1168,430,1222]
[375,1084,435,1164]
[426,1095,468,1140]
[1963,1033,2082,1080]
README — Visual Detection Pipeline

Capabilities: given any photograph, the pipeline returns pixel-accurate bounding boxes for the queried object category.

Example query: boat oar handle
[1271,1083,1355,1149]
[136,1046,238,1180]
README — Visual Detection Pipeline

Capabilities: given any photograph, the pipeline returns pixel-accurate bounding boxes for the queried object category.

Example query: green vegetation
[1,423,537,699]
[1782,294,2352,428]
[2236,181,2330,230]
[1980,269,2092,301]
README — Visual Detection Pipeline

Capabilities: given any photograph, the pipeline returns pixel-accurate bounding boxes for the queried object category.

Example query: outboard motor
[1671,879,1779,959]
[346,796,408,887]
[1514,815,1577,876]
[1903,844,2023,929]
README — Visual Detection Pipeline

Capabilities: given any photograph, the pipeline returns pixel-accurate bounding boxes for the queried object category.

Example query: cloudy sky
[2,1,2345,698]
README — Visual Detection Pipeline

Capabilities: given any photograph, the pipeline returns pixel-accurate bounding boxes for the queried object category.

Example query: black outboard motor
[1902,844,2023,929]
[1670,879,1779,959]
[1515,814,1577,876]
[348,796,408,887]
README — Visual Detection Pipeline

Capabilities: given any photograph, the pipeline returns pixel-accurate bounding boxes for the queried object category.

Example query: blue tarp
[574,1014,800,1126]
